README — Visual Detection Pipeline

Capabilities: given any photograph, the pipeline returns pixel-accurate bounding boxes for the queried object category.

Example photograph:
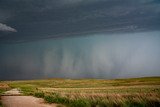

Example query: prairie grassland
[2,77,160,107]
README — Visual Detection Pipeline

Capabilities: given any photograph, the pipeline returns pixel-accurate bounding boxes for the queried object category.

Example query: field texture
[1,77,160,107]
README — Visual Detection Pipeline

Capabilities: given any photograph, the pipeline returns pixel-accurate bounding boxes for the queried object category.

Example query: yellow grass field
[1,77,160,107]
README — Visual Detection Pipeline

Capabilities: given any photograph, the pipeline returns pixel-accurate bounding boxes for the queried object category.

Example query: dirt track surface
[2,88,21,96]
[1,89,58,107]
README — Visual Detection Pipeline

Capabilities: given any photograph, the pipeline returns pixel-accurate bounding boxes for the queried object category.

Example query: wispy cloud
[0,23,17,32]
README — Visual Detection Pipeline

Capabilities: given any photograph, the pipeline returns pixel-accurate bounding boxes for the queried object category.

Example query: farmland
[1,77,160,107]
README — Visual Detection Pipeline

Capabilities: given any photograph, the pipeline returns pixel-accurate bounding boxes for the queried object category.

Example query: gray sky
[0,0,160,80]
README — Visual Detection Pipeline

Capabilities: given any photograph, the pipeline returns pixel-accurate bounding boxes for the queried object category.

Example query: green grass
[0,89,5,95]
[0,89,6,107]
[0,102,2,107]
[34,92,45,98]
[0,83,9,107]
[1,77,160,107]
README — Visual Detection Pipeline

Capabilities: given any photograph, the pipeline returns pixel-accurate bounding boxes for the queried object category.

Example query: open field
[1,77,160,107]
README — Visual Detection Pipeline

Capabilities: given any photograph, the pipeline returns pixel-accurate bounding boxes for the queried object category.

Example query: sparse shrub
[44,95,70,104]
[69,99,90,107]
[57,97,70,104]
[53,97,69,104]
[44,95,55,103]
[89,100,107,107]
[34,92,45,98]
[0,101,2,107]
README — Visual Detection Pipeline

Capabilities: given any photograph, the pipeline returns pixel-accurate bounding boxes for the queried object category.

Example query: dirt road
[1,89,59,107]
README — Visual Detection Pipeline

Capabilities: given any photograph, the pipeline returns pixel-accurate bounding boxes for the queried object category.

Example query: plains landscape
[0,0,160,107]
[1,77,160,107]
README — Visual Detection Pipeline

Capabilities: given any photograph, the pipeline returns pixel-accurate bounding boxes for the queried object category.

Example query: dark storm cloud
[0,0,160,42]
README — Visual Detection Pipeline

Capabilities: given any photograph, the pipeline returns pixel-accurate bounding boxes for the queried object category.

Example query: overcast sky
[0,0,160,80]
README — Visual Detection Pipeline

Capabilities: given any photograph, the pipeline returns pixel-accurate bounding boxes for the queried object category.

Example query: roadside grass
[0,90,3,107]
[0,83,10,94]
[0,82,10,107]
[0,89,6,95]
[34,92,45,98]
[2,77,160,107]
[0,101,2,107]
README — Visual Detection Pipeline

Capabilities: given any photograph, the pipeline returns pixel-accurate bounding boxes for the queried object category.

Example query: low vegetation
[1,77,160,107]
[0,82,10,107]
[0,83,9,94]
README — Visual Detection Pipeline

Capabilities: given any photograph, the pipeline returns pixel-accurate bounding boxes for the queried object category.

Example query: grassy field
[0,82,10,107]
[1,77,160,107]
